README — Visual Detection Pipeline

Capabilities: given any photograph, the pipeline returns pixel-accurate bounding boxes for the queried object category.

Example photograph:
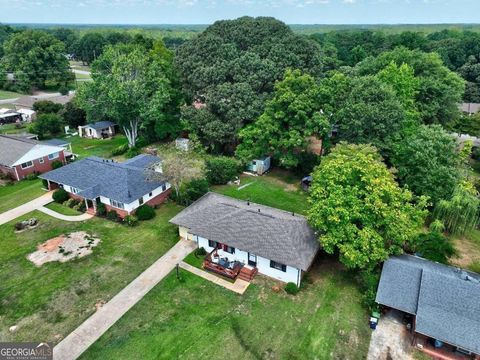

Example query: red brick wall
[14,150,66,180]
[105,204,129,218]
[0,165,16,180]
[145,188,171,207]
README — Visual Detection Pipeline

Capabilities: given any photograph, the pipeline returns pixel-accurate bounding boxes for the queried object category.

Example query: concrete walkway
[53,239,196,360]
[38,206,94,222]
[0,192,53,225]
[179,261,250,295]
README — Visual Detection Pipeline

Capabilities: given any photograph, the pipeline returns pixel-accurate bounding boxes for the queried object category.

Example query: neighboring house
[0,109,22,125]
[42,139,75,160]
[0,135,66,181]
[13,93,74,110]
[169,192,320,286]
[17,108,36,122]
[78,121,115,139]
[452,132,480,148]
[376,255,480,359]
[40,154,170,218]
[459,103,480,115]
[246,156,271,175]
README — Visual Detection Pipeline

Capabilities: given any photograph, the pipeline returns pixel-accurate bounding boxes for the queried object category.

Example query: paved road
[38,206,94,222]
[0,192,53,225]
[72,68,91,76]
[53,239,196,360]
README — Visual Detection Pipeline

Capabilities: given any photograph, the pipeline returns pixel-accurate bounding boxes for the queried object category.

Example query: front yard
[80,257,370,360]
[0,203,182,343]
[0,179,44,213]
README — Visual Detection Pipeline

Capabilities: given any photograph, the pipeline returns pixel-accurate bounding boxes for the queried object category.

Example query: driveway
[0,192,53,225]
[53,239,196,360]
[367,310,414,360]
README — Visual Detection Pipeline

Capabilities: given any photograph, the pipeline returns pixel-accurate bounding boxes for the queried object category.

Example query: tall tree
[390,124,460,205]
[1,30,73,92]
[308,143,427,269]
[76,43,181,147]
[73,32,106,64]
[236,69,330,168]
[176,16,323,151]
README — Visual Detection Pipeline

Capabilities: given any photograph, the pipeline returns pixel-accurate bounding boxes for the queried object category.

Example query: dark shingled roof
[0,135,38,166]
[39,154,165,204]
[169,192,320,270]
[376,255,480,355]
[86,121,115,130]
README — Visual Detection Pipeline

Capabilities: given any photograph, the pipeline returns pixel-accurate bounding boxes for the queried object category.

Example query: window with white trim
[270,260,287,272]
[48,152,59,160]
[225,245,235,254]
[70,187,80,194]
[208,240,217,248]
[109,199,125,209]
[39,157,45,164]
[139,197,144,205]
[20,161,33,169]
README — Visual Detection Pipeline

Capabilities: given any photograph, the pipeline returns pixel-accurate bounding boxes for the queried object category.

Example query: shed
[246,156,271,175]
[175,138,190,151]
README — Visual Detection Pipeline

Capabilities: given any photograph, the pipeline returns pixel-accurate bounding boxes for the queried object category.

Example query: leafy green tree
[236,69,330,168]
[409,230,455,264]
[390,125,460,205]
[308,143,427,269]
[357,47,465,125]
[61,101,86,129]
[76,43,181,147]
[73,32,106,64]
[32,100,63,114]
[49,28,78,54]
[175,16,323,150]
[30,113,63,139]
[1,30,73,92]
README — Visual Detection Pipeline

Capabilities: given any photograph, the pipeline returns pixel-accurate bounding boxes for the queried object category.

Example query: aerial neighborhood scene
[1,0,480,359]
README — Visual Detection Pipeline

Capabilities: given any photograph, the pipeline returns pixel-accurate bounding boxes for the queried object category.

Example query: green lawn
[80,258,370,360]
[0,203,183,343]
[0,90,23,100]
[44,202,81,216]
[0,123,28,135]
[74,73,92,80]
[0,179,44,213]
[68,135,128,159]
[213,169,308,214]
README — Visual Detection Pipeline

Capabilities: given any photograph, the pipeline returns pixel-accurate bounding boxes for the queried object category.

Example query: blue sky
[0,0,479,25]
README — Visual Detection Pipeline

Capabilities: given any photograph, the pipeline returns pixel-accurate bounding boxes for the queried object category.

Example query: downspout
[13,165,20,181]
[297,269,301,287]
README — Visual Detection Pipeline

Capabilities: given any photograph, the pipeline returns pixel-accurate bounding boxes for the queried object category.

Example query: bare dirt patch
[450,237,480,268]
[27,231,100,266]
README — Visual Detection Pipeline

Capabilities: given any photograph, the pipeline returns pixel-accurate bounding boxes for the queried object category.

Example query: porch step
[238,266,258,282]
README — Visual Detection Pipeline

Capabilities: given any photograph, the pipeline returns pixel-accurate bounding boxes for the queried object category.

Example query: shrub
[125,147,140,158]
[107,210,120,222]
[24,173,38,180]
[58,85,69,96]
[124,215,138,227]
[111,143,129,156]
[183,178,209,204]
[284,282,299,295]
[410,231,456,264]
[65,198,79,208]
[52,160,63,169]
[53,188,69,203]
[358,269,380,312]
[206,157,240,185]
[96,203,106,216]
[196,247,207,256]
[42,179,49,189]
[136,205,155,220]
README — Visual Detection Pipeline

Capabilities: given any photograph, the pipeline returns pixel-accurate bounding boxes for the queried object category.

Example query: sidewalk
[0,192,53,225]
[179,261,250,294]
[53,239,196,360]
[38,206,94,222]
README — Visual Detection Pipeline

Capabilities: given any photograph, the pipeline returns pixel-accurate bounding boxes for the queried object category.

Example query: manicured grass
[213,169,309,214]
[44,202,81,216]
[0,90,23,100]
[0,179,44,213]
[0,123,28,135]
[67,135,128,159]
[80,258,370,360]
[0,202,183,343]
[183,251,206,268]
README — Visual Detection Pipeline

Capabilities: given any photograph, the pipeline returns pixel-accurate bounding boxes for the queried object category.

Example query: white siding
[195,234,302,286]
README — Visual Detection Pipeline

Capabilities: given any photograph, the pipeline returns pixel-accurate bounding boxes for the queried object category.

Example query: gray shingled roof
[86,121,115,130]
[43,138,70,147]
[376,255,480,354]
[169,192,319,270]
[39,154,165,204]
[0,135,38,166]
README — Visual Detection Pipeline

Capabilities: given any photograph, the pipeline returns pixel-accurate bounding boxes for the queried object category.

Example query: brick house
[39,154,170,218]
[0,135,66,181]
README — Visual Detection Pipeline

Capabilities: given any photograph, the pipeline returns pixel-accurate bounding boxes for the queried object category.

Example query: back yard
[0,203,182,343]
[68,135,128,159]
[80,258,370,360]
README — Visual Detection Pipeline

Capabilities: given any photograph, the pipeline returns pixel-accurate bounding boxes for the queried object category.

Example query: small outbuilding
[78,121,116,139]
[246,156,271,175]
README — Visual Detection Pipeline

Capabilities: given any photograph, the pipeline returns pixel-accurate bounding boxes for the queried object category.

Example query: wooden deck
[203,250,257,282]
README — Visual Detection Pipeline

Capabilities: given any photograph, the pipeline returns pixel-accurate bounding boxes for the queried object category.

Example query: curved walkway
[0,192,53,225]
[38,206,94,222]
[53,239,196,360]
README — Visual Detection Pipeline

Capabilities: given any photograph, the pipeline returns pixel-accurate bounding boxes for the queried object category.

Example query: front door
[248,253,257,267]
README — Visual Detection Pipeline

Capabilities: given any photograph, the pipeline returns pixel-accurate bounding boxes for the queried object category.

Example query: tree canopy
[308,143,427,269]
[176,16,323,150]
